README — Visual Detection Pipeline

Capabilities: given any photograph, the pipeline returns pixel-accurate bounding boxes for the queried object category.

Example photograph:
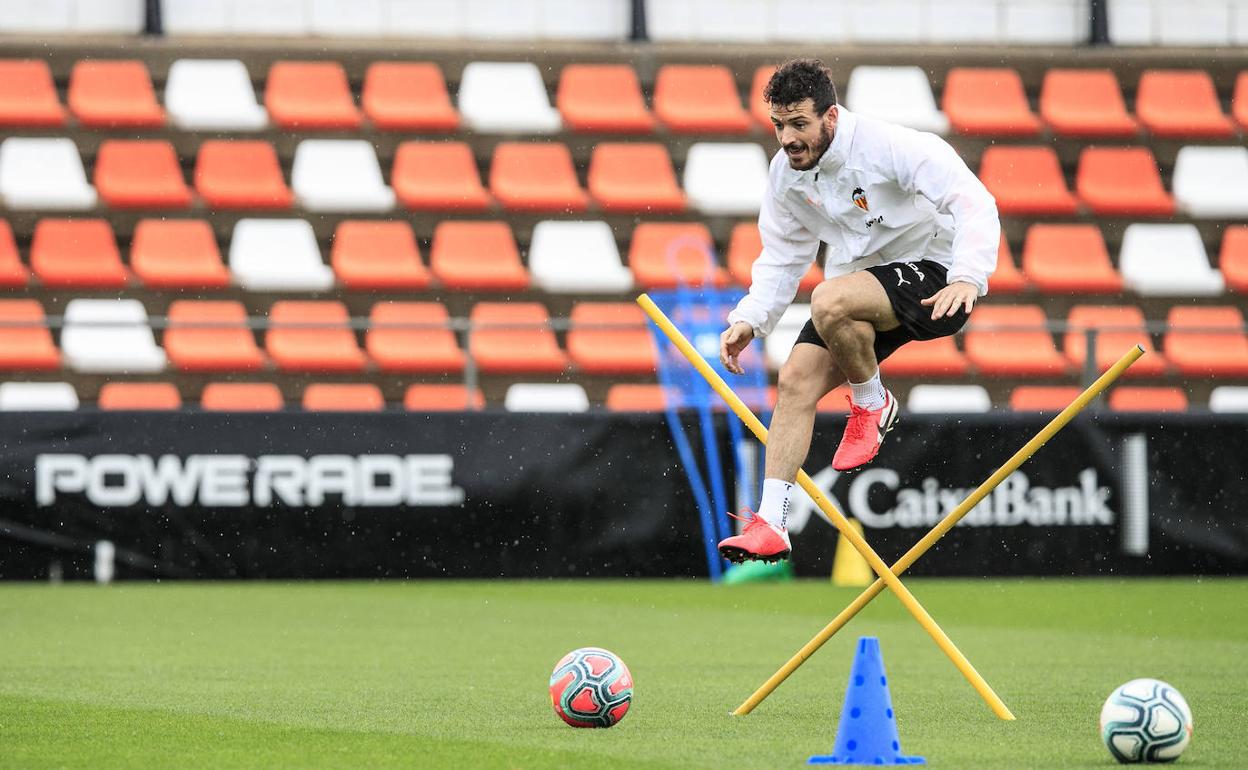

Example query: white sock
[849,369,887,410]
[757,478,794,530]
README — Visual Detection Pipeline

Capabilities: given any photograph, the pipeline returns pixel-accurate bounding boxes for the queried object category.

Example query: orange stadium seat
[0,220,30,287]
[362,62,458,132]
[265,61,361,130]
[942,68,1041,137]
[726,222,822,292]
[1163,306,1248,377]
[0,300,59,370]
[965,304,1069,376]
[750,65,777,131]
[331,221,431,290]
[404,384,484,412]
[988,232,1026,294]
[195,140,293,210]
[201,382,284,411]
[979,146,1078,216]
[1009,386,1083,412]
[629,222,729,289]
[1039,69,1137,138]
[605,384,675,412]
[556,64,654,133]
[366,302,465,374]
[566,302,657,375]
[266,301,366,373]
[1021,224,1122,294]
[97,382,182,410]
[1235,72,1248,130]
[880,337,969,377]
[1108,387,1188,413]
[588,143,685,214]
[469,302,568,375]
[30,218,128,288]
[67,60,163,128]
[165,300,265,372]
[653,65,751,134]
[430,221,528,291]
[1064,305,1167,377]
[1136,70,1234,139]
[0,60,65,126]
[1220,226,1248,293]
[392,141,491,211]
[94,140,192,209]
[489,142,588,212]
[1075,147,1173,218]
[130,219,230,289]
[303,383,384,412]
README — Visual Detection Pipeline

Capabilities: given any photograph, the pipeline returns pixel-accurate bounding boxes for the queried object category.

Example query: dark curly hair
[763,58,838,115]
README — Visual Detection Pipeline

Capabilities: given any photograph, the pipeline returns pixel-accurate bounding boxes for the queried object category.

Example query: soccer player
[716,59,999,563]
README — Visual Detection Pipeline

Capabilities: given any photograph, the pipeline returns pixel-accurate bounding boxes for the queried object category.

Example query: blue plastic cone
[808,636,925,765]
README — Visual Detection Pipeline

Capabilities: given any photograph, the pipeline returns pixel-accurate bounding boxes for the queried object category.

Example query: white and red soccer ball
[549,647,633,728]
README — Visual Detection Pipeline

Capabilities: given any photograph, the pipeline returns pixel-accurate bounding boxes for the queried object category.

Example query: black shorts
[794,259,969,362]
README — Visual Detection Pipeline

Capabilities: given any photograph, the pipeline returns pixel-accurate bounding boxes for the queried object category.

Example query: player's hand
[719,322,755,375]
[921,281,978,320]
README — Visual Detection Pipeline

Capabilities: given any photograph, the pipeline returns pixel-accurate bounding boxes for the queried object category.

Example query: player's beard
[785,122,833,171]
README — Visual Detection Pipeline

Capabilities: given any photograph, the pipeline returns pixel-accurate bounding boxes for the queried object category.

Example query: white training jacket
[727,106,1000,339]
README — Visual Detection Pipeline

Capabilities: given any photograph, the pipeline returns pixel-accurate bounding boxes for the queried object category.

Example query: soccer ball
[1100,678,1193,763]
[548,647,633,728]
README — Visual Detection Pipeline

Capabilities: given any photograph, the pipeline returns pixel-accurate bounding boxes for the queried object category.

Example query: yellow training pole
[733,344,1145,716]
[637,294,1015,720]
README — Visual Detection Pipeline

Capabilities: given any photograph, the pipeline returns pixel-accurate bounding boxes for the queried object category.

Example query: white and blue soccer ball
[1100,678,1193,763]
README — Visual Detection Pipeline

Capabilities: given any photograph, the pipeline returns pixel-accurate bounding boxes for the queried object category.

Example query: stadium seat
[1039,69,1138,138]
[1021,224,1123,294]
[303,384,385,412]
[879,337,969,377]
[228,219,334,291]
[557,64,654,133]
[195,140,293,210]
[0,382,79,411]
[430,221,528,291]
[653,65,751,134]
[1108,387,1188,413]
[1221,226,1248,294]
[331,221,430,290]
[906,385,992,413]
[61,298,166,373]
[0,60,65,126]
[1119,224,1224,296]
[265,61,361,130]
[469,302,568,374]
[979,146,1078,216]
[588,143,685,214]
[362,62,458,132]
[764,304,812,371]
[94,140,192,209]
[458,62,561,134]
[130,219,230,289]
[504,383,590,413]
[67,60,163,128]
[566,302,657,375]
[1009,386,1083,412]
[1064,305,1167,377]
[0,220,30,287]
[366,301,464,374]
[683,143,768,215]
[726,222,822,293]
[489,142,588,212]
[266,301,366,373]
[942,68,1041,137]
[629,222,728,289]
[1209,386,1248,413]
[1075,147,1173,218]
[392,141,491,211]
[164,59,268,131]
[0,137,97,210]
[1135,70,1234,138]
[1235,72,1248,130]
[0,300,59,370]
[30,218,128,288]
[1172,146,1248,219]
[200,382,284,412]
[845,66,948,134]
[528,220,633,293]
[291,140,394,212]
[605,384,674,412]
[965,304,1069,376]
[403,384,484,412]
[749,65,776,131]
[97,382,182,411]
[165,300,265,372]
[988,232,1026,294]
[1163,306,1248,377]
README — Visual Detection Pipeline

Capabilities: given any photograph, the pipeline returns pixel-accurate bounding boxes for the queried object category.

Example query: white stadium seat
[764,304,811,371]
[850,0,923,43]
[458,62,561,134]
[385,0,461,37]
[1172,146,1248,219]
[528,221,633,293]
[1157,0,1230,46]
[1210,386,1248,413]
[504,383,590,413]
[0,382,79,411]
[0,138,97,211]
[165,60,268,131]
[907,384,992,414]
[228,219,335,291]
[310,0,384,36]
[683,143,769,216]
[539,0,629,40]
[1003,0,1086,45]
[61,299,166,374]
[1119,224,1225,297]
[291,140,395,213]
[845,67,949,134]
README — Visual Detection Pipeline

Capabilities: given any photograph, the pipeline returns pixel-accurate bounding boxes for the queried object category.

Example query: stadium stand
[528,220,633,293]
[1075,147,1174,217]
[331,221,431,290]
[0,60,65,127]
[1109,387,1189,412]
[1039,69,1137,137]
[683,142,768,215]
[654,65,751,134]
[265,61,361,130]
[1119,224,1225,296]
[60,299,166,374]
[97,382,182,410]
[0,300,59,371]
[458,62,561,134]
[164,300,266,373]
[362,62,458,132]
[199,382,284,412]
[291,140,395,212]
[1172,146,1248,219]
[30,219,128,288]
[266,301,366,373]
[228,219,334,291]
[392,141,491,211]
[0,382,79,411]
[164,59,269,131]
[845,66,948,133]
[588,143,686,214]
[130,219,231,289]
[489,142,588,212]
[629,222,727,289]
[366,302,464,374]
[566,302,658,375]
[942,68,1040,136]
[557,64,655,133]
[303,383,385,412]
[430,221,529,291]
[195,140,293,210]
[907,385,992,413]
[67,60,163,128]
[94,140,192,210]
[0,137,96,210]
[504,383,591,412]
[1021,224,1123,294]
[403,384,485,412]
[469,303,568,375]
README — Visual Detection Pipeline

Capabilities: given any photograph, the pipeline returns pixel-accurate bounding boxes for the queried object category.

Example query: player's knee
[811,282,853,331]
[777,358,824,407]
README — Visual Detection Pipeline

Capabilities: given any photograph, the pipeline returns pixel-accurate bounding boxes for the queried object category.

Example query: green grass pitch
[1,578,1244,768]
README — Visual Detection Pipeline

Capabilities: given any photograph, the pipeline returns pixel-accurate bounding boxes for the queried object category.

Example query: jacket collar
[779,106,856,191]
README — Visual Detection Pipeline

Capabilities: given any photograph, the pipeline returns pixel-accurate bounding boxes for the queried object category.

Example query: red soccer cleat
[832,390,899,472]
[717,510,791,563]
